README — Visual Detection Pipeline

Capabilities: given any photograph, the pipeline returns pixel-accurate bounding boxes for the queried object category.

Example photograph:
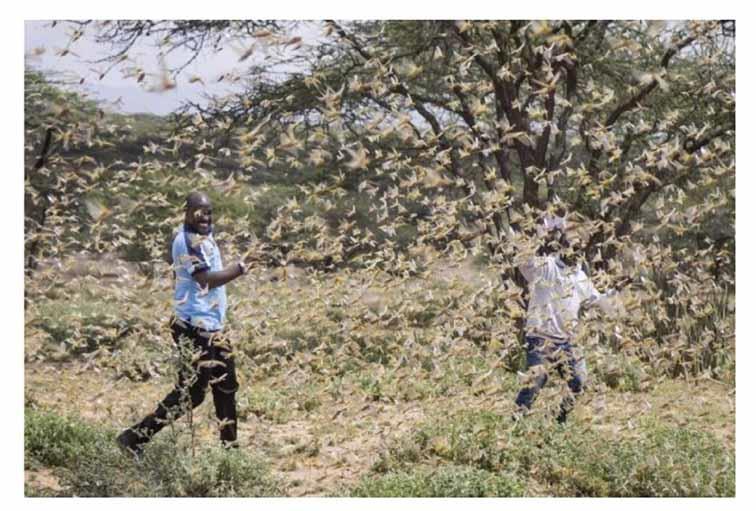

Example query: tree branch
[604,35,696,129]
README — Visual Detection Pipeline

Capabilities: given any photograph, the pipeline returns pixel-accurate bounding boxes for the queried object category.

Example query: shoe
[116,429,144,461]
[221,438,240,450]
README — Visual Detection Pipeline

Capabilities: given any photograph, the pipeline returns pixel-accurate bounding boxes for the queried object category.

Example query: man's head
[537,213,571,258]
[184,191,213,235]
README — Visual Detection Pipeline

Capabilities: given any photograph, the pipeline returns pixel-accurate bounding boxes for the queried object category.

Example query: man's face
[186,205,213,234]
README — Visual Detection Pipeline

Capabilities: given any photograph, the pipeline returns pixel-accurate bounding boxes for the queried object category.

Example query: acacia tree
[186,21,734,310]
[41,19,735,377]
[93,20,731,273]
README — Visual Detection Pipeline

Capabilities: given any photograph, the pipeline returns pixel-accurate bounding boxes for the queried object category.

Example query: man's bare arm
[193,262,245,289]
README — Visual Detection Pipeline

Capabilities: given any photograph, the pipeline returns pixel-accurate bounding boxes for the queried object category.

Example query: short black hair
[185,191,212,210]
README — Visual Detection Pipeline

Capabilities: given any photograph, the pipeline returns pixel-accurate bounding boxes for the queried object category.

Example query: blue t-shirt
[172,226,227,331]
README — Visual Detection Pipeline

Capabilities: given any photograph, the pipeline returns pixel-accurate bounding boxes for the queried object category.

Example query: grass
[367,409,735,497]
[545,422,736,497]
[24,258,735,497]
[347,464,524,497]
[237,384,293,423]
[25,409,104,469]
[26,279,169,363]
[589,350,648,392]
[24,65,735,497]
[24,408,285,497]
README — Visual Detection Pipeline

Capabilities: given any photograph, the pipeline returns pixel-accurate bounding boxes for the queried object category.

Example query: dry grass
[24,257,735,496]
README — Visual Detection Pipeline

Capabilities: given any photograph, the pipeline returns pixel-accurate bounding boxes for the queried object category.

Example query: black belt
[172,315,220,334]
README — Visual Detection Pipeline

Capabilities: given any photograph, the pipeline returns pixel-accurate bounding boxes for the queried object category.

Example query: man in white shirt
[512,213,625,423]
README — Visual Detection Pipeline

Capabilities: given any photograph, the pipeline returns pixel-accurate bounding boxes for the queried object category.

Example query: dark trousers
[514,336,587,422]
[129,319,239,445]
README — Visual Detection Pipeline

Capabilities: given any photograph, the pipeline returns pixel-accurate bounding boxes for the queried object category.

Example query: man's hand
[240,241,270,268]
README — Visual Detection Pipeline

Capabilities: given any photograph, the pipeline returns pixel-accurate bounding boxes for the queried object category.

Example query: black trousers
[129,318,239,445]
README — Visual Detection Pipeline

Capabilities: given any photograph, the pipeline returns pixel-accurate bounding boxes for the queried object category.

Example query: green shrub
[276,326,327,354]
[237,385,291,423]
[25,409,105,468]
[129,442,285,497]
[418,411,509,471]
[349,332,402,365]
[542,423,735,497]
[30,295,159,362]
[36,314,138,355]
[25,483,60,497]
[373,410,735,497]
[24,408,285,497]
[349,465,524,497]
[591,353,646,392]
[404,302,441,327]
[359,375,385,402]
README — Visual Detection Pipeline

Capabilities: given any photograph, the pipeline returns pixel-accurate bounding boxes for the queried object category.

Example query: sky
[24,20,324,115]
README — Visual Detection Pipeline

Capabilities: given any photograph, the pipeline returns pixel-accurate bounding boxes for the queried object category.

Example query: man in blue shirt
[117,191,250,456]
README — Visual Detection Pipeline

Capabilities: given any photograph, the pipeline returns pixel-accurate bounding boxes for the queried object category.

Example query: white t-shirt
[519,255,616,341]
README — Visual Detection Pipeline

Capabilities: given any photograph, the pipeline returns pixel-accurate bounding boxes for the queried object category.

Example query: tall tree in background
[27,20,735,377]
[81,20,733,274]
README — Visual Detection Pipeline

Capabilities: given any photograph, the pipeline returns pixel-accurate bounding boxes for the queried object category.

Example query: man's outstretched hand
[240,240,270,268]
